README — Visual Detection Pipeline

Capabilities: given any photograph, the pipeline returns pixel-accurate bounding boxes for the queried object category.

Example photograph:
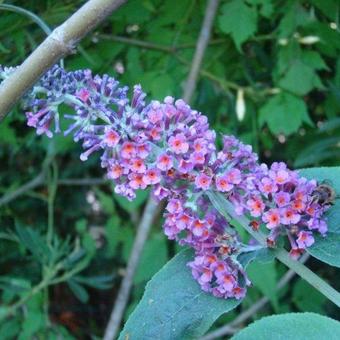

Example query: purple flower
[143,168,161,185]
[215,174,233,192]
[178,159,194,174]
[195,173,212,190]
[263,209,281,229]
[157,154,173,171]
[247,197,265,217]
[168,133,189,154]
[296,231,315,248]
[274,191,290,207]
[281,208,301,225]
[103,128,120,147]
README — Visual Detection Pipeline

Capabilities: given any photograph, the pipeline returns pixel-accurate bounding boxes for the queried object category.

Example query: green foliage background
[0,0,339,338]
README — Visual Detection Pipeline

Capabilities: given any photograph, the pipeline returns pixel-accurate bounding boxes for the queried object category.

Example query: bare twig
[58,178,108,186]
[0,4,52,35]
[183,0,220,102]
[200,254,310,340]
[98,34,174,52]
[0,172,45,207]
[0,0,127,121]
[103,1,220,339]
[97,34,227,52]
[103,198,158,340]
[0,176,112,207]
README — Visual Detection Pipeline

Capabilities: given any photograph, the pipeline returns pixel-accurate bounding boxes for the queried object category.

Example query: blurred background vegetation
[0,0,339,338]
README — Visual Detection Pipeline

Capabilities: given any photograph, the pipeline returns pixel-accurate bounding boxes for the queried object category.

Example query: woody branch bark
[0,0,126,121]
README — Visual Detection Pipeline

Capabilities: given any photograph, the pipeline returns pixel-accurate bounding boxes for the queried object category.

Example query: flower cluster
[164,193,252,299]
[205,137,328,257]
[242,162,328,258]
[0,65,331,300]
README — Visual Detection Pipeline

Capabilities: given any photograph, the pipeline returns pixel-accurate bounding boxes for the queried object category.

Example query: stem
[58,178,108,186]
[98,34,173,52]
[182,0,220,102]
[50,260,89,285]
[0,4,52,35]
[0,176,111,208]
[47,162,58,245]
[98,34,228,52]
[0,172,45,207]
[207,191,340,308]
[275,249,340,307]
[0,266,58,321]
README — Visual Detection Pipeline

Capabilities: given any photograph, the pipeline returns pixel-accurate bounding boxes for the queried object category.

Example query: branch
[58,178,108,186]
[97,34,227,52]
[97,34,174,52]
[200,253,310,340]
[183,0,219,102]
[0,172,45,207]
[0,176,112,207]
[0,0,127,121]
[103,1,220,338]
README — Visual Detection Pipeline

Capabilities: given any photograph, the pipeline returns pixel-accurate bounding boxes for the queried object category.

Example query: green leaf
[310,0,339,21]
[319,117,340,132]
[73,273,114,289]
[276,42,301,76]
[119,225,135,262]
[150,73,175,100]
[299,167,340,267]
[305,22,340,57]
[301,51,329,71]
[0,41,10,54]
[14,223,51,265]
[294,137,340,167]
[279,60,323,95]
[104,216,121,257]
[0,318,21,339]
[218,0,257,50]
[119,249,241,340]
[293,280,326,313]
[67,279,89,303]
[19,311,44,339]
[247,261,278,311]
[0,116,18,146]
[95,189,116,215]
[259,92,312,135]
[134,233,168,284]
[114,189,149,214]
[0,277,31,294]
[251,0,273,18]
[232,313,340,340]
[277,3,310,37]
[237,248,276,267]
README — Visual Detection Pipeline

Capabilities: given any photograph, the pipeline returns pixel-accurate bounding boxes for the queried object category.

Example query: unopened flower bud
[298,36,320,45]
[236,89,246,122]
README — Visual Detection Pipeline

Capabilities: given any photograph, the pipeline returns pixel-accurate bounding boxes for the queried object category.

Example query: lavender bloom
[0,64,332,300]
